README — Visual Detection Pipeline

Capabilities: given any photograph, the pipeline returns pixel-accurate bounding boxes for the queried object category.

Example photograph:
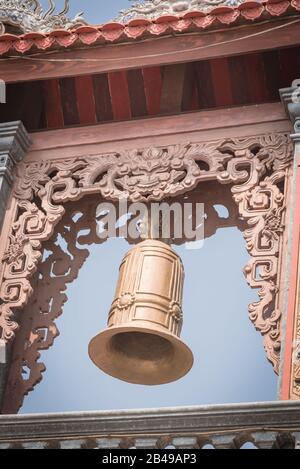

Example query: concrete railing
[0,401,300,449]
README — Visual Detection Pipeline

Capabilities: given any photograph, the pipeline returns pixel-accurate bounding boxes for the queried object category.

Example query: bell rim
[88,325,194,386]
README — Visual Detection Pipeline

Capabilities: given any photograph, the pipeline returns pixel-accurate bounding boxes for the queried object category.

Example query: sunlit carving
[0,0,86,34]
[115,0,244,23]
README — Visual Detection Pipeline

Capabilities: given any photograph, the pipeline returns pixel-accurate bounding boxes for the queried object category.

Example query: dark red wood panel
[0,81,45,130]
[0,82,23,123]
[262,50,282,101]
[43,79,64,129]
[59,77,80,126]
[195,60,215,109]
[142,67,162,116]
[279,47,300,88]
[210,58,232,107]
[244,53,267,104]
[228,55,249,105]
[75,76,97,125]
[38,105,47,130]
[22,81,45,131]
[108,71,131,121]
[127,68,147,118]
[190,84,199,111]
[181,62,198,112]
[93,74,113,122]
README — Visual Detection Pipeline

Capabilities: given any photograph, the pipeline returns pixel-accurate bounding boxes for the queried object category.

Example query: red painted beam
[43,79,64,129]
[108,71,131,121]
[210,57,232,107]
[75,76,97,125]
[142,67,162,116]
[245,53,267,104]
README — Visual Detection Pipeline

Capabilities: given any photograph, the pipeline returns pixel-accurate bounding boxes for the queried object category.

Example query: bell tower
[0,0,299,450]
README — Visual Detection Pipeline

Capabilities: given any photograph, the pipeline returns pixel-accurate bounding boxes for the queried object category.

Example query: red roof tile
[0,0,299,56]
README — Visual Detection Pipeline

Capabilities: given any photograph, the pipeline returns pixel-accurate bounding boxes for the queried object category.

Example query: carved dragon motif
[0,0,86,34]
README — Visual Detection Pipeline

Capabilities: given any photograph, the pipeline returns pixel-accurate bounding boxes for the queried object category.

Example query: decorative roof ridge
[114,0,274,23]
[0,0,86,34]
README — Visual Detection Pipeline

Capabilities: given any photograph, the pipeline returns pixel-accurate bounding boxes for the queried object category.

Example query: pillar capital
[280,87,300,142]
[0,121,31,163]
[0,121,31,229]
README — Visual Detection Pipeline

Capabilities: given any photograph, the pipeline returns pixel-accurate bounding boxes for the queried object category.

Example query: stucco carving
[115,0,245,23]
[0,133,293,411]
[0,0,86,34]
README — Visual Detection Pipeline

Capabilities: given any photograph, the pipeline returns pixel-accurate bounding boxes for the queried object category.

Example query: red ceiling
[0,47,299,132]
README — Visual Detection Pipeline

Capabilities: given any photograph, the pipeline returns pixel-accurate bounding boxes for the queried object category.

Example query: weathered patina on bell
[88,239,193,385]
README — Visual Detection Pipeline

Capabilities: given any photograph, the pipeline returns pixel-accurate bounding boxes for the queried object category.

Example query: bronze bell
[88,239,193,385]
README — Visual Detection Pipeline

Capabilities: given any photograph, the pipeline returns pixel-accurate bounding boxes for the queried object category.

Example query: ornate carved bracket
[0,133,293,412]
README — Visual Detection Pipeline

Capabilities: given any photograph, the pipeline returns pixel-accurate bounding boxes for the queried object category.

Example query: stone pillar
[0,340,7,409]
[0,121,31,229]
[279,88,300,400]
[0,121,31,410]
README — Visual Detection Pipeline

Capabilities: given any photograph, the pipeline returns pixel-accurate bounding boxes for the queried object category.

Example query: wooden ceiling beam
[108,71,131,121]
[75,76,97,125]
[27,103,290,163]
[142,67,162,116]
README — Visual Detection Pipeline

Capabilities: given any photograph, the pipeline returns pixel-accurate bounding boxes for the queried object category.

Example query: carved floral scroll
[0,132,293,412]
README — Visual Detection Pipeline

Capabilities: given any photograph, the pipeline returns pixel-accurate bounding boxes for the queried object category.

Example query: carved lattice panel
[0,133,293,411]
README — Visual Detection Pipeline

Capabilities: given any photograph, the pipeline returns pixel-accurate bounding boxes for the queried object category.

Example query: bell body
[88,239,193,385]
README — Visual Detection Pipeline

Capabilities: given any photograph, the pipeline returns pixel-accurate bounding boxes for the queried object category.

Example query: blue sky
[40,1,133,24]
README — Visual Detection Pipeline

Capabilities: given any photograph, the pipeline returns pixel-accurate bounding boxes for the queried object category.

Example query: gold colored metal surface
[89,239,193,385]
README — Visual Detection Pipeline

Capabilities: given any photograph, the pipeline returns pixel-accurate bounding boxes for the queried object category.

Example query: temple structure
[0,0,299,449]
